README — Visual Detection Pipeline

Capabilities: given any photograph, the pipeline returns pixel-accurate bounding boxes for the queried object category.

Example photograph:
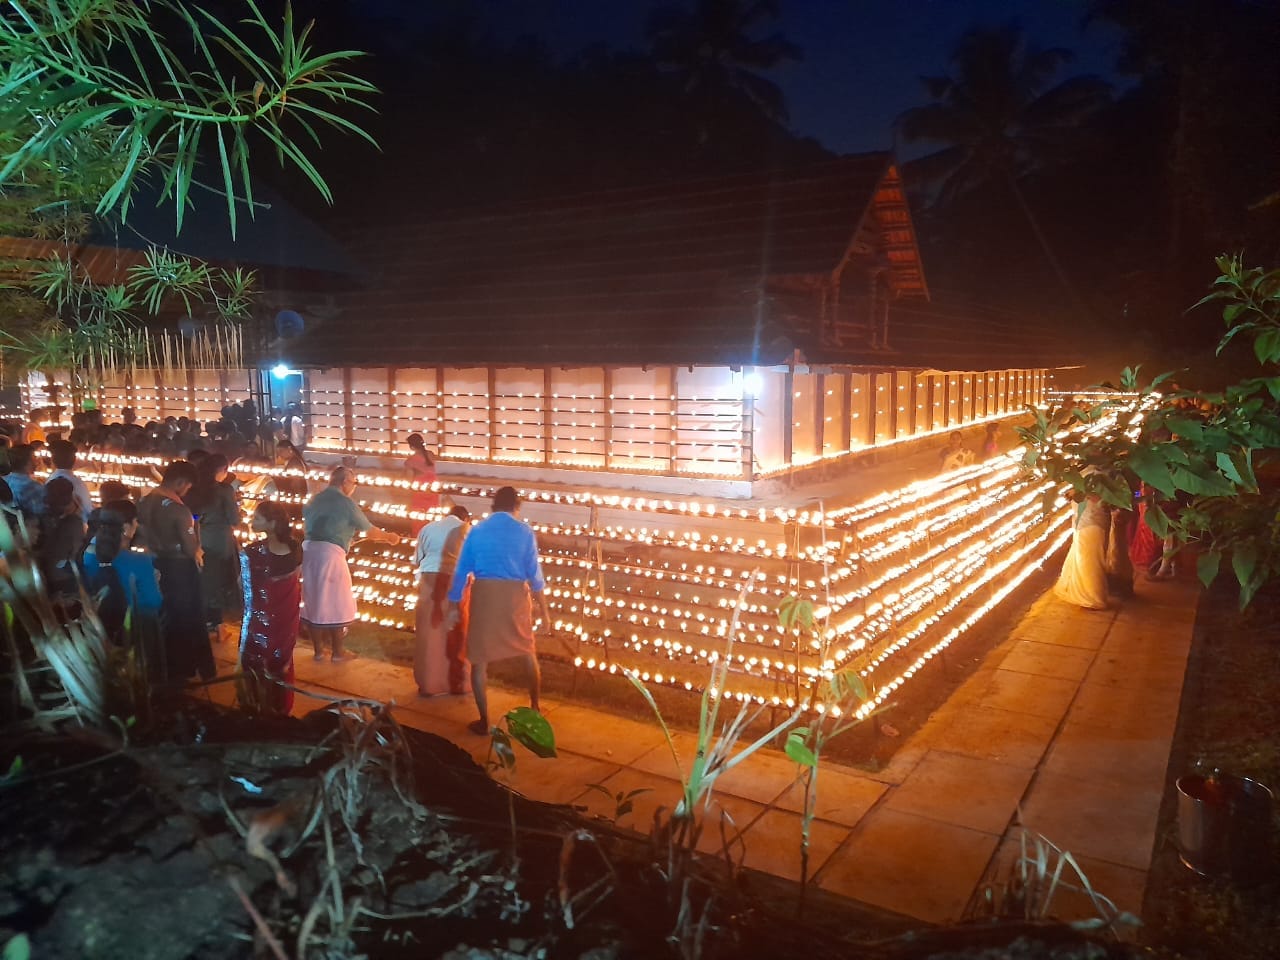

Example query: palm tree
[646,0,801,124]
[896,24,1111,307]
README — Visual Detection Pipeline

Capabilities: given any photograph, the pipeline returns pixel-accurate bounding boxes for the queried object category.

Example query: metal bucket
[1176,774,1274,883]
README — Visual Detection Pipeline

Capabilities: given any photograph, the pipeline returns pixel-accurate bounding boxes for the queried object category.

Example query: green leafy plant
[778,594,870,916]
[973,827,1140,936]
[1018,256,1280,607]
[582,783,651,824]
[625,574,803,956]
[487,706,557,863]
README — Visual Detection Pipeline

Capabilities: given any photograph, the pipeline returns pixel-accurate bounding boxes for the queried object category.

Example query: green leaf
[1197,551,1221,589]
[1232,544,1258,598]
[1256,328,1280,365]
[504,706,556,759]
[3,933,31,960]
[1170,465,1236,498]
[1144,503,1171,539]
[1131,448,1177,499]
[2,755,22,781]
[1215,451,1244,487]
[1164,417,1204,442]
[785,729,817,767]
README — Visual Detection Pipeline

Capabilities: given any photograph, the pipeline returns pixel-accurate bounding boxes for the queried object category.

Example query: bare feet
[312,651,326,662]
[331,652,358,663]
[467,719,489,735]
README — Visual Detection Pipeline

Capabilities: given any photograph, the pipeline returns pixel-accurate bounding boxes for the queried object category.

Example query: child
[238,500,302,716]
[82,500,164,675]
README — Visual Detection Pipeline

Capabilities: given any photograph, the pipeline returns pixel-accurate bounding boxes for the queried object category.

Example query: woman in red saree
[238,500,302,715]
[404,433,439,533]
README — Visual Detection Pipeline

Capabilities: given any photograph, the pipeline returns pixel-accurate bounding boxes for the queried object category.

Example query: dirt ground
[1140,579,1280,959]
[0,690,1143,960]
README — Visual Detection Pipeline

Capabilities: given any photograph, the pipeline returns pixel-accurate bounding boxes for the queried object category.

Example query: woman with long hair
[187,452,241,633]
[404,433,439,533]
[238,500,302,715]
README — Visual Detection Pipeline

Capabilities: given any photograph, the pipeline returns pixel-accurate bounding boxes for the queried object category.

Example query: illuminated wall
[70,446,1074,714]
[42,362,1048,484]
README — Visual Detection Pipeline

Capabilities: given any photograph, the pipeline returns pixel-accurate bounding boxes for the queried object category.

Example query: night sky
[478,0,1125,155]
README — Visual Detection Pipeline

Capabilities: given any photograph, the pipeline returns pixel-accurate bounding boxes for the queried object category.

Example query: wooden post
[435,367,445,453]
[185,367,196,419]
[669,366,680,475]
[741,382,754,480]
[908,374,918,435]
[866,370,878,446]
[154,369,166,418]
[839,372,851,452]
[487,367,498,463]
[602,367,613,471]
[887,370,900,439]
[813,373,826,458]
[542,368,553,466]
[341,367,354,451]
[779,368,794,466]
[387,366,397,451]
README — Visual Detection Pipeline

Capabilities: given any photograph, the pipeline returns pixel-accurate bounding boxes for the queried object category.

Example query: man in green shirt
[301,466,400,661]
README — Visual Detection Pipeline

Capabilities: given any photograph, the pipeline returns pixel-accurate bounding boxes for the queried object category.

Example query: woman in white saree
[1055,495,1111,610]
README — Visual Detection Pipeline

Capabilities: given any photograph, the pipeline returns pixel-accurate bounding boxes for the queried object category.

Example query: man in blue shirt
[5,444,44,524]
[447,486,551,735]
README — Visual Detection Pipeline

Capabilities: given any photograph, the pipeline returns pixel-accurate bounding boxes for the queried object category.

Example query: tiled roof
[286,154,929,368]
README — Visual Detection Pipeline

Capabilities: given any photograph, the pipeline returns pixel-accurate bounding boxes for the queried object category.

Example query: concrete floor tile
[771,766,888,827]
[998,640,1097,682]
[1086,650,1187,693]
[628,729,707,779]
[574,767,685,833]
[692,794,768,859]
[738,808,851,883]
[885,750,1034,835]
[984,835,1147,932]
[971,669,1079,722]
[1102,629,1191,661]
[1012,614,1112,650]
[923,706,1058,769]
[1067,681,1180,740]
[1043,719,1173,793]
[493,751,622,807]
[1017,770,1162,871]
[818,808,999,924]
[710,746,800,806]
[548,703,673,766]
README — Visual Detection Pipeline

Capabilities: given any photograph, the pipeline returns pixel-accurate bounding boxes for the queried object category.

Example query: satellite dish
[275,309,305,339]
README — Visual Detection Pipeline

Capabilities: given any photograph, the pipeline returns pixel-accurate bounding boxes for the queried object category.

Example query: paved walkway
[207,575,1196,929]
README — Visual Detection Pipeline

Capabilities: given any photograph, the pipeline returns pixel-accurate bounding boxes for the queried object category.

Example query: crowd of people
[0,409,553,733]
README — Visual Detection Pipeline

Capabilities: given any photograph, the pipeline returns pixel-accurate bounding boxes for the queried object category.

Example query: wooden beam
[542,367,553,466]
[781,369,794,466]
[887,370,899,439]
[387,366,397,450]
[602,367,613,471]
[341,367,354,451]
[669,366,680,474]
[814,373,826,457]
[435,367,445,452]
[839,372,851,452]
[487,367,497,463]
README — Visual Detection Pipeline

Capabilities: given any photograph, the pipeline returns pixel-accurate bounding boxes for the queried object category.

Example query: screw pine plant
[0,0,377,237]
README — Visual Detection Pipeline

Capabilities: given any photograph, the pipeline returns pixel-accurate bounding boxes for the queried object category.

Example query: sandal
[467,719,489,736]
